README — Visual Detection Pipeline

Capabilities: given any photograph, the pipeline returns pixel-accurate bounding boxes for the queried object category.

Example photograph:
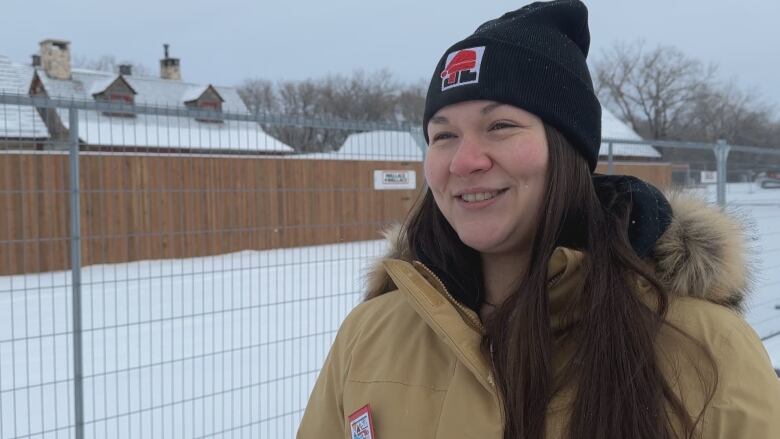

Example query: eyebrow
[480,102,506,115]
[430,103,507,125]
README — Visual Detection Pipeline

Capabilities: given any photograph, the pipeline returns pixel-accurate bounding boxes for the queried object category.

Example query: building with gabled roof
[27,39,293,154]
[600,107,661,159]
[0,54,49,146]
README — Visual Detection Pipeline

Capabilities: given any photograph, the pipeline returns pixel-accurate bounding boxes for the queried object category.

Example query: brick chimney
[39,39,71,80]
[119,64,132,76]
[160,44,181,81]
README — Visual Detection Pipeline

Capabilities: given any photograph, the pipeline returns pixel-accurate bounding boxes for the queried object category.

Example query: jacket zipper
[413,261,485,334]
[486,273,563,375]
[412,261,567,431]
[412,260,505,428]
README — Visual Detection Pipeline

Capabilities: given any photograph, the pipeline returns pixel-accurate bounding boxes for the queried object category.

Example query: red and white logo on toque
[440,46,485,91]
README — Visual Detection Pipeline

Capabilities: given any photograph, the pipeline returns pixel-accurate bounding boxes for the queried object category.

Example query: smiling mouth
[458,188,508,203]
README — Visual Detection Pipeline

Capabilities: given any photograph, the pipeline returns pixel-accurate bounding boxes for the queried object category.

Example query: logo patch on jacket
[348,404,376,439]
[440,46,485,91]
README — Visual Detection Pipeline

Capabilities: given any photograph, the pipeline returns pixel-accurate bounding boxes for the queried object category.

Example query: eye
[489,121,518,131]
[431,131,456,143]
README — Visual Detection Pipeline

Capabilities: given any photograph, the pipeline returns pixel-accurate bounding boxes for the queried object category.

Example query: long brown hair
[403,125,715,439]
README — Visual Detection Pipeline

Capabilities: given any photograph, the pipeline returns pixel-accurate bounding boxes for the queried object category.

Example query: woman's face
[425,100,549,256]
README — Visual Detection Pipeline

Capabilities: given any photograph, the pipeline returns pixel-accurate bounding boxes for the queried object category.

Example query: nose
[449,135,492,176]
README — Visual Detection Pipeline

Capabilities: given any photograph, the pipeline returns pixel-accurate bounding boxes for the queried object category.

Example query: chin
[456,229,507,253]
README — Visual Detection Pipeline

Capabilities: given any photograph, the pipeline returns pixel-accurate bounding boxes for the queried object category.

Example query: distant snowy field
[0,184,778,439]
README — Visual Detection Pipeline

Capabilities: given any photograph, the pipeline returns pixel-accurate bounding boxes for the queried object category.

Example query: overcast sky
[2,0,778,113]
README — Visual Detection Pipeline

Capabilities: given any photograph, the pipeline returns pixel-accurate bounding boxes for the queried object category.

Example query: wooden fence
[1,152,681,276]
[1,152,422,276]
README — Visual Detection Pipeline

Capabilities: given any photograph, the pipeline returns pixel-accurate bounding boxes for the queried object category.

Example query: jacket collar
[381,247,587,391]
[382,258,492,389]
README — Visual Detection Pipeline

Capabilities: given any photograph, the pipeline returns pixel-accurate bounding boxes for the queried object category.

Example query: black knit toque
[423,0,602,171]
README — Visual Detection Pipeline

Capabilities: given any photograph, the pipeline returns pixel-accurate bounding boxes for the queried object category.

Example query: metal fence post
[715,139,731,206]
[607,142,614,175]
[68,106,85,439]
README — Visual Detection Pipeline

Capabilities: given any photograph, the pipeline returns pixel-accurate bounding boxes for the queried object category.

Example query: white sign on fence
[373,170,416,190]
[701,171,718,184]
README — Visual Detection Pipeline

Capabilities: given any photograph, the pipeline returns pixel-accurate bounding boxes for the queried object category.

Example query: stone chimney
[119,64,132,76]
[31,54,41,68]
[39,39,71,80]
[159,44,181,81]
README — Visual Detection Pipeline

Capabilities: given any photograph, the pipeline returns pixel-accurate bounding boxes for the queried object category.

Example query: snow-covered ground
[0,183,778,439]
[0,241,384,438]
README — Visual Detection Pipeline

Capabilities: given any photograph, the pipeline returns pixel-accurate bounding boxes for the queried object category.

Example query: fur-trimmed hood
[364,192,753,313]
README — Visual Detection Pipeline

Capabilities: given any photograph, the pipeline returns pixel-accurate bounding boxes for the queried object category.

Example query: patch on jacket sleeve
[349,404,376,439]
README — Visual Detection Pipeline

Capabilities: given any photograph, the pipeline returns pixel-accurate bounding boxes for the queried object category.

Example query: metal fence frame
[1,92,779,438]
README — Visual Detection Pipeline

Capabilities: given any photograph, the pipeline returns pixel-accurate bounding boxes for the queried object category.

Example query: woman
[298,1,780,438]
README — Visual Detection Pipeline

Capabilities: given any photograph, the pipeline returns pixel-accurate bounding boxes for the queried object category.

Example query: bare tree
[239,78,347,152]
[685,81,777,146]
[687,83,780,171]
[237,70,416,152]
[319,69,398,122]
[594,40,780,173]
[276,79,338,151]
[594,41,716,140]
[237,78,277,114]
[395,80,427,125]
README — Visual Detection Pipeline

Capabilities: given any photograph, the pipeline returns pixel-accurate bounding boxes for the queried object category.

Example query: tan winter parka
[297,195,780,438]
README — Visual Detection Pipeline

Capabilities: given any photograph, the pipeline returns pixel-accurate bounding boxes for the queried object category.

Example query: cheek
[423,150,450,191]
[507,137,549,181]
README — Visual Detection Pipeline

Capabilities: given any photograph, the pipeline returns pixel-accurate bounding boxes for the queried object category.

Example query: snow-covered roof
[339,131,423,161]
[296,130,424,161]
[73,112,292,152]
[87,76,118,96]
[182,85,222,103]
[88,75,137,96]
[600,107,661,159]
[34,68,293,153]
[0,55,49,139]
